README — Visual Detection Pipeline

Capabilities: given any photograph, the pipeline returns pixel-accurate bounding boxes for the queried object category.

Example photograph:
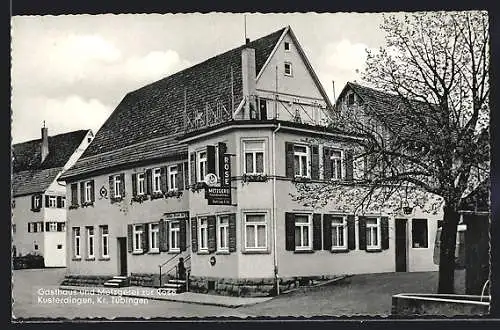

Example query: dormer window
[284,42,290,51]
[284,62,293,76]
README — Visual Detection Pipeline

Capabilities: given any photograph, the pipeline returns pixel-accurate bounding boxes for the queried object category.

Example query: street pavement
[12,268,465,319]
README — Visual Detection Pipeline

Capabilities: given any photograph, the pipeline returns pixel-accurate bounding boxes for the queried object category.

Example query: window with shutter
[365,217,382,251]
[285,212,295,251]
[108,176,115,201]
[285,142,295,178]
[159,219,169,252]
[160,167,168,193]
[169,221,181,252]
[132,173,137,197]
[381,217,389,250]
[132,224,144,253]
[149,223,159,252]
[197,151,208,182]
[183,162,189,189]
[294,214,312,251]
[168,165,178,191]
[119,173,125,197]
[330,216,348,250]
[56,196,62,208]
[176,164,183,191]
[312,213,322,250]
[358,216,367,250]
[311,146,320,180]
[80,182,85,204]
[207,145,216,175]
[190,153,196,185]
[293,145,311,178]
[345,149,354,181]
[146,169,152,195]
[198,217,208,252]
[127,224,133,253]
[217,215,230,252]
[45,195,50,208]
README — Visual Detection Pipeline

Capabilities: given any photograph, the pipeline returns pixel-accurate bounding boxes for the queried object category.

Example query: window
[61,197,66,208]
[168,165,178,191]
[295,214,312,251]
[284,62,293,76]
[34,242,38,251]
[113,175,122,198]
[49,222,57,232]
[331,216,347,249]
[244,213,267,250]
[412,219,428,248]
[71,184,78,205]
[294,145,310,178]
[217,216,229,252]
[12,224,16,233]
[133,225,143,253]
[153,168,162,193]
[170,221,180,252]
[137,173,145,195]
[57,244,63,250]
[347,93,355,105]
[49,196,57,208]
[284,41,290,51]
[330,150,343,180]
[353,157,365,180]
[197,151,207,182]
[149,223,159,252]
[100,225,109,258]
[84,181,93,202]
[86,226,95,258]
[366,218,381,250]
[244,141,265,174]
[32,222,38,233]
[34,195,40,209]
[198,218,208,251]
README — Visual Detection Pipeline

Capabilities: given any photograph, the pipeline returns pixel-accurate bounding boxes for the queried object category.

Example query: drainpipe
[272,122,281,295]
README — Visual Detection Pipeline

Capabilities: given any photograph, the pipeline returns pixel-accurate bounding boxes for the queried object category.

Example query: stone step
[168,279,186,284]
[113,276,128,280]
[107,279,125,283]
[103,282,121,287]
[163,283,183,289]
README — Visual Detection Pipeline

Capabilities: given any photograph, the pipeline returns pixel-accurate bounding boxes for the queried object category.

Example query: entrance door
[117,237,127,276]
[395,219,407,272]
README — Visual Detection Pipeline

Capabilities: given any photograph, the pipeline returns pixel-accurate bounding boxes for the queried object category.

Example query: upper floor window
[137,173,145,195]
[284,41,290,51]
[330,150,343,180]
[294,145,310,178]
[168,165,178,191]
[153,168,162,193]
[84,181,93,202]
[244,140,265,174]
[197,151,207,182]
[284,62,293,76]
[34,195,41,209]
[113,175,122,198]
[48,196,57,208]
[347,93,355,106]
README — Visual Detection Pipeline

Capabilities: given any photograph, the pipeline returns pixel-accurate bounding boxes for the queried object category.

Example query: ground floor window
[100,225,109,258]
[198,218,208,252]
[295,214,312,251]
[217,215,229,252]
[170,221,180,252]
[73,227,81,258]
[244,213,267,251]
[331,216,347,249]
[412,219,428,248]
[366,218,380,250]
[86,226,95,258]
[149,223,159,252]
[133,224,143,253]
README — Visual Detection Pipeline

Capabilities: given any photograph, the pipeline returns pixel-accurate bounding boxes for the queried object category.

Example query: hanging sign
[205,142,232,205]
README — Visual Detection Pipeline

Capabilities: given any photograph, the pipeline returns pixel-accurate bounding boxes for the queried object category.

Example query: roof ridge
[13,129,90,147]
[130,27,287,96]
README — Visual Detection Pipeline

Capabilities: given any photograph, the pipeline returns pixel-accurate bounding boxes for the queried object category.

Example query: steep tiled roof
[13,167,63,196]
[61,28,286,180]
[60,135,187,179]
[12,130,89,172]
[82,28,285,158]
[12,129,89,196]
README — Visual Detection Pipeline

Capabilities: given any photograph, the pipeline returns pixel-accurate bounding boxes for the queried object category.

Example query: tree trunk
[438,203,460,293]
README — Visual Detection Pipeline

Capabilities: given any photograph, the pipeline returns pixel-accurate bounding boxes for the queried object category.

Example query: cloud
[11,95,113,143]
[123,50,192,83]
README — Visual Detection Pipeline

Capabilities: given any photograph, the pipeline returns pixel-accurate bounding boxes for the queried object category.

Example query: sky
[11,13,388,143]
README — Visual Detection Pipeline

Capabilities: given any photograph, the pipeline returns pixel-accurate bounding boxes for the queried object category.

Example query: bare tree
[292,11,489,294]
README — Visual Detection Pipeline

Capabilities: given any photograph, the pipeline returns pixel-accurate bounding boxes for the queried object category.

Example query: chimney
[241,46,256,119]
[41,124,49,163]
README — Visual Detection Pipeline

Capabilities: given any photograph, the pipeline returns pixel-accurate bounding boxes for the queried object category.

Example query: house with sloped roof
[12,126,94,267]
[58,27,442,296]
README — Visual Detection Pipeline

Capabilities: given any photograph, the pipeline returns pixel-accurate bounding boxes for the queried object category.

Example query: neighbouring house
[59,26,442,296]
[12,127,94,267]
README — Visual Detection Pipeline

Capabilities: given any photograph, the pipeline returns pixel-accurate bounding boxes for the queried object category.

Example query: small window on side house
[284,42,290,51]
[347,93,355,106]
[284,62,293,76]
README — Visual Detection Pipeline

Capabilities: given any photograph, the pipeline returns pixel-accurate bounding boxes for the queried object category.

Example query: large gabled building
[12,127,94,267]
[59,27,440,296]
